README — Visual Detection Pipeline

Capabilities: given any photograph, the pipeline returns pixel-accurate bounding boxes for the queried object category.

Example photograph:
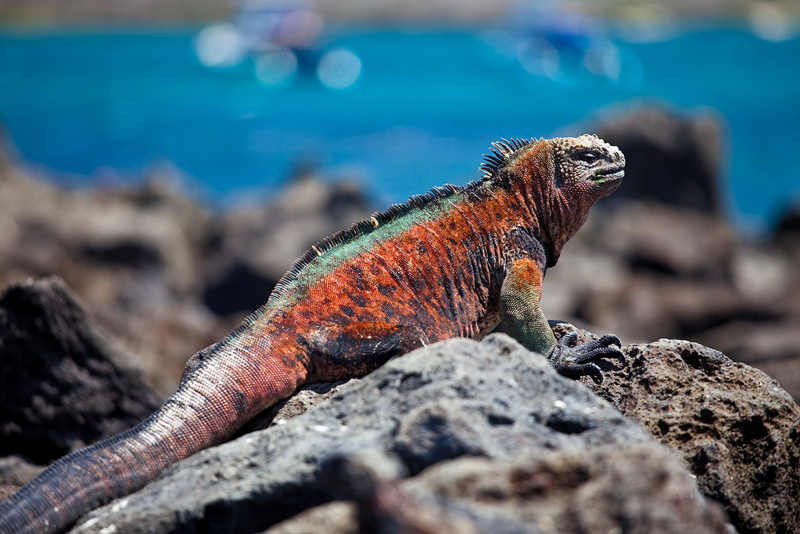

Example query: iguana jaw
[591,156,625,200]
[592,164,624,185]
[587,142,625,194]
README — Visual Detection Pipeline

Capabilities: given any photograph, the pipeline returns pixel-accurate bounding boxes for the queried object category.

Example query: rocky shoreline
[1,279,796,533]
[1,106,800,532]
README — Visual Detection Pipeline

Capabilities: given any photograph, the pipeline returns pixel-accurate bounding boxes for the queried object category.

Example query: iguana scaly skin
[0,135,625,533]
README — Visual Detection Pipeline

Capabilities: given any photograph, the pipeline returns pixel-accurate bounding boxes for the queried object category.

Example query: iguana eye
[576,151,599,164]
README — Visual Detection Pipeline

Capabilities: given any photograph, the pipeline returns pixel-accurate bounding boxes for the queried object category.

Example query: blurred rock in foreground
[62,332,799,534]
[73,334,738,534]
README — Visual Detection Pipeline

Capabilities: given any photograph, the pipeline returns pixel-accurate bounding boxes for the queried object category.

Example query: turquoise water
[0,26,798,232]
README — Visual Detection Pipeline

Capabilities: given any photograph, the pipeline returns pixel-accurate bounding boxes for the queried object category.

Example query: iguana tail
[0,337,304,533]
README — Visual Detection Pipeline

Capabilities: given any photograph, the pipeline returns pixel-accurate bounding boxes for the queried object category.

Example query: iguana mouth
[593,164,625,183]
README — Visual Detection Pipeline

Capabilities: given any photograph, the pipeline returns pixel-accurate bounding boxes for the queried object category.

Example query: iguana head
[490,134,625,266]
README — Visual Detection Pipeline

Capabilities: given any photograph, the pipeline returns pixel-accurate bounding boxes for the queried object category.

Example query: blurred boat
[194,0,362,89]
[488,4,627,85]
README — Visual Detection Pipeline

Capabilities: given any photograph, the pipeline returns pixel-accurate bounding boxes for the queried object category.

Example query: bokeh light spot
[194,23,246,68]
[255,49,298,88]
[316,48,362,90]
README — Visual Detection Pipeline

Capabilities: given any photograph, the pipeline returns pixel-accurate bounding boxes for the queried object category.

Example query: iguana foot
[549,332,624,384]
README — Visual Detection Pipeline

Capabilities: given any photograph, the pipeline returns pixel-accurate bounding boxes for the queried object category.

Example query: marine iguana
[0,134,625,533]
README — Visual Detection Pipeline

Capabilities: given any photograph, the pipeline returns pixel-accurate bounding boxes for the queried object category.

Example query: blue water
[0,25,798,232]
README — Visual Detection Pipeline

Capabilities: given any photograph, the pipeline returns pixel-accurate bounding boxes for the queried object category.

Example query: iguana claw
[550,332,625,384]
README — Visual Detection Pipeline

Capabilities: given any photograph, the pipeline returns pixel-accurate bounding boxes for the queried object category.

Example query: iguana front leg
[499,257,623,382]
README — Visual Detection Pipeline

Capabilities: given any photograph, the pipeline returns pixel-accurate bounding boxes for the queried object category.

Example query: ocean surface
[0,24,798,232]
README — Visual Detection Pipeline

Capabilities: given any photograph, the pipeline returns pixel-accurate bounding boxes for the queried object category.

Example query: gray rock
[552,323,800,534]
[72,334,654,533]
